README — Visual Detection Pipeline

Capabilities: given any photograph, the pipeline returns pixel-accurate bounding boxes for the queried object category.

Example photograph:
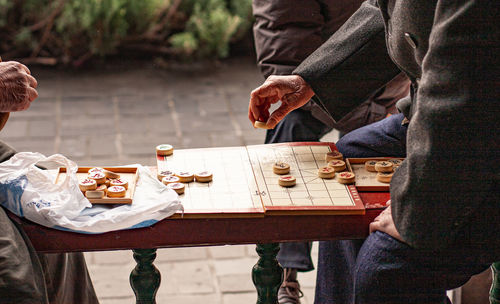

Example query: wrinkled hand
[0,61,38,112]
[369,200,404,242]
[248,75,314,129]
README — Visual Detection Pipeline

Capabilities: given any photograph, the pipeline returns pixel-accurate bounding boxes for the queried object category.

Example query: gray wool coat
[295,0,499,251]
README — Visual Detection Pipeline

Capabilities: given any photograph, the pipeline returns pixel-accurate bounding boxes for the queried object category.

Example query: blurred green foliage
[0,0,253,65]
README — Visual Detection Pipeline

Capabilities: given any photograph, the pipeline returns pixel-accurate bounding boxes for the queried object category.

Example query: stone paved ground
[3,57,338,304]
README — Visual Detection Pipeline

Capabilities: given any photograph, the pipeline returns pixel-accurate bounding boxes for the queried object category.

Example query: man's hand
[0,61,38,112]
[369,200,404,242]
[248,75,314,129]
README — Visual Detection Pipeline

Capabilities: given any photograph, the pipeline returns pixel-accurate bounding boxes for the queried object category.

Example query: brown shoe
[278,268,304,304]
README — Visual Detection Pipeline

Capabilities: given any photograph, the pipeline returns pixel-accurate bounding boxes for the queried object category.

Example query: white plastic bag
[0,152,90,226]
[0,152,183,233]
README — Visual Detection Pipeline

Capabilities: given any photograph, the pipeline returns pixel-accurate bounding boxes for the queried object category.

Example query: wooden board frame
[346,158,404,191]
[157,142,365,218]
[248,142,365,216]
[57,167,139,204]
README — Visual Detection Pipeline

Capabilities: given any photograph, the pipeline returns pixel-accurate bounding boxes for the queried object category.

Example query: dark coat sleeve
[390,0,500,249]
[293,0,401,121]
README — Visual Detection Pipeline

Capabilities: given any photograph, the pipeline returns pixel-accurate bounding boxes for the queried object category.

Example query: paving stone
[28,119,57,137]
[218,273,255,292]
[213,258,256,276]
[89,135,118,157]
[6,138,55,155]
[156,294,220,304]
[60,115,115,136]
[155,247,209,263]
[209,130,242,147]
[121,133,174,156]
[222,292,257,304]
[119,114,176,135]
[156,260,215,294]
[242,133,266,146]
[302,287,315,304]
[209,245,247,259]
[61,97,114,116]
[90,250,135,265]
[118,99,167,116]
[99,297,135,304]
[189,113,232,133]
[59,136,87,158]
[181,132,213,149]
[1,119,29,138]
[171,98,199,114]
[243,244,259,258]
[87,264,135,298]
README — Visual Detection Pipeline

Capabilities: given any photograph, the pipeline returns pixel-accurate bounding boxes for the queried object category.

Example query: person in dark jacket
[0,60,98,304]
[249,0,499,302]
[252,1,409,302]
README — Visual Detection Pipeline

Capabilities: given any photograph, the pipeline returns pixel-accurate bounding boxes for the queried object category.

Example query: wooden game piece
[157,169,175,181]
[376,171,394,183]
[107,186,126,198]
[156,144,174,156]
[194,171,213,183]
[327,160,346,172]
[105,178,111,187]
[162,175,180,185]
[88,167,104,174]
[364,160,378,172]
[103,169,120,179]
[176,171,194,183]
[375,161,393,173]
[318,166,336,179]
[85,190,105,199]
[273,162,290,175]
[96,184,107,193]
[79,178,97,192]
[254,120,272,129]
[88,171,106,184]
[278,175,296,187]
[387,159,402,167]
[167,182,185,194]
[337,172,356,184]
[325,151,343,162]
[110,178,128,190]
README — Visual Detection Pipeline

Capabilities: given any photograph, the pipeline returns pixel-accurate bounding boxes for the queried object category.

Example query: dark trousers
[315,113,407,303]
[266,108,332,271]
[315,114,497,303]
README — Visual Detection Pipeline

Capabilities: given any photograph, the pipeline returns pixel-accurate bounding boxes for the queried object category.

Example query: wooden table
[8,192,389,304]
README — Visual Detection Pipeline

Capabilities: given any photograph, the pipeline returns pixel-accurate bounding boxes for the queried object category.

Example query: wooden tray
[56,167,139,204]
[346,158,404,191]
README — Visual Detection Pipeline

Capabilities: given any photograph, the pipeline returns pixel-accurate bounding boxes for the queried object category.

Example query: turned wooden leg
[490,262,500,304]
[130,249,161,304]
[252,243,283,304]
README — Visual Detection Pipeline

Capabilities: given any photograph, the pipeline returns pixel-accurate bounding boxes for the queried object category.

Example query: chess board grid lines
[309,145,338,206]
[248,147,272,207]
[288,146,314,206]
[159,148,259,211]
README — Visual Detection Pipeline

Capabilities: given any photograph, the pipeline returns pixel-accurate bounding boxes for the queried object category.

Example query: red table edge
[7,192,389,253]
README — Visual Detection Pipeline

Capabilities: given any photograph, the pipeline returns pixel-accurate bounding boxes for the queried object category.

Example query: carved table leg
[130,249,161,304]
[490,262,500,304]
[252,243,283,304]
